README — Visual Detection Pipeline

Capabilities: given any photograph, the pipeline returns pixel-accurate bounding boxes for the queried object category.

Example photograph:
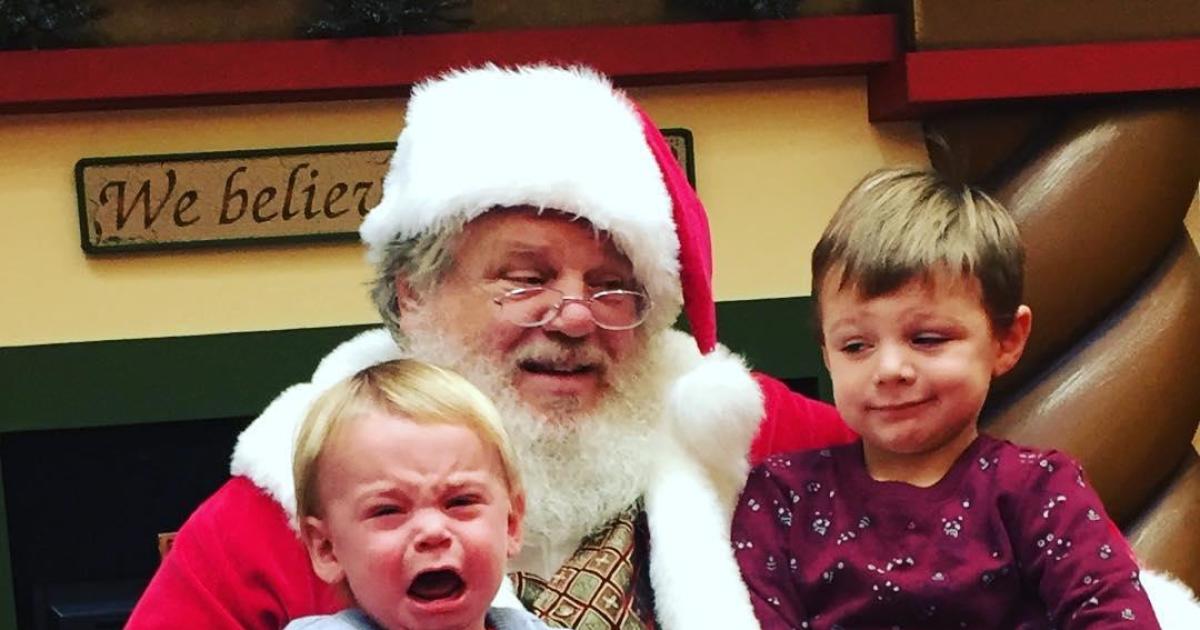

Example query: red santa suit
[127,64,855,630]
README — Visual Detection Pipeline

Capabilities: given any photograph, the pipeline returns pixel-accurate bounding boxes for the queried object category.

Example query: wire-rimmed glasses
[491,287,652,331]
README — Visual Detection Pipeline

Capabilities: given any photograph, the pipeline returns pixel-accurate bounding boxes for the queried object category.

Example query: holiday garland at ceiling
[306,0,470,38]
[0,0,804,49]
[0,0,102,49]
[673,0,801,20]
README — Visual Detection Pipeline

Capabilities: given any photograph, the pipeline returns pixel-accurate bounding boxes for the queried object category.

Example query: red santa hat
[359,63,718,354]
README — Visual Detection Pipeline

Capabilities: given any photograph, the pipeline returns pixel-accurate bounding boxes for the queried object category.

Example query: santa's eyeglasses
[492,287,653,331]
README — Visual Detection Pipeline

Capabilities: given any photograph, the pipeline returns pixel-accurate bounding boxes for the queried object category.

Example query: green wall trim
[0,296,823,434]
[0,325,374,433]
[713,296,824,381]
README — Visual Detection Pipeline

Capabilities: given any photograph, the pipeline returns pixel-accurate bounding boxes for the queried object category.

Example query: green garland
[673,0,802,20]
[306,0,470,38]
[0,0,101,50]
[0,0,805,50]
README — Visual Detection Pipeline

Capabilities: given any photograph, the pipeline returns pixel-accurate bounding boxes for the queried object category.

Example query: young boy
[285,359,549,630]
[732,168,1161,628]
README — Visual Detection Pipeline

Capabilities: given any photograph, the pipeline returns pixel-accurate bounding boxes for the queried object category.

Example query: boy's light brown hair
[293,359,523,522]
[812,167,1025,338]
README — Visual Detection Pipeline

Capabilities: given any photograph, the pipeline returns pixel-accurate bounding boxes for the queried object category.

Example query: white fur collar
[229,328,401,520]
[229,327,765,629]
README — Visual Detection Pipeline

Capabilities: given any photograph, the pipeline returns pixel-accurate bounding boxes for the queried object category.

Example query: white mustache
[510,339,608,371]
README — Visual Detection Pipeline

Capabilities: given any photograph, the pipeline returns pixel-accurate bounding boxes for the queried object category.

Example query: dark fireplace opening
[2,416,249,630]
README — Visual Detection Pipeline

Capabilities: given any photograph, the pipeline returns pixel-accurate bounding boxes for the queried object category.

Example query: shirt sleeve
[750,373,856,465]
[125,477,344,630]
[732,463,806,630]
[1006,450,1161,629]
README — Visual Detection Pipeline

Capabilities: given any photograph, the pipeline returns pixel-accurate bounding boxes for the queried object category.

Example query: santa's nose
[547,301,597,337]
[543,279,598,337]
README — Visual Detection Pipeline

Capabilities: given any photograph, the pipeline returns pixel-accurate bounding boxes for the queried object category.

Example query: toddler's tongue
[408,570,465,601]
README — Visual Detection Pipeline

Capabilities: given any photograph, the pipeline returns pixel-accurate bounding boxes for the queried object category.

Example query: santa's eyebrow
[494,247,549,260]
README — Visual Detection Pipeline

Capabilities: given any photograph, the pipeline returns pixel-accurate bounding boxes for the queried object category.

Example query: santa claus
[126,64,853,629]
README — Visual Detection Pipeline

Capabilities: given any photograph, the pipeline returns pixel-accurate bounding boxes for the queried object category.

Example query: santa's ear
[393,276,420,310]
[300,515,345,585]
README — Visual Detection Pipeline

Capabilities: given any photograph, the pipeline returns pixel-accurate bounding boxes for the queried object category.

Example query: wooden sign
[76,144,393,253]
[75,131,694,253]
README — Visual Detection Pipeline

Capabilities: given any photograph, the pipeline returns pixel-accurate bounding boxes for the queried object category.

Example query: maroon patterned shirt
[731,435,1159,629]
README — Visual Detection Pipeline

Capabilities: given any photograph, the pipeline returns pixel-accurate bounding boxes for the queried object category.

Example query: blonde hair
[293,359,522,522]
[812,167,1025,337]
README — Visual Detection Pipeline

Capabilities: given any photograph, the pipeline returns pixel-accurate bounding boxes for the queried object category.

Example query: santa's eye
[589,276,635,292]
[503,273,547,286]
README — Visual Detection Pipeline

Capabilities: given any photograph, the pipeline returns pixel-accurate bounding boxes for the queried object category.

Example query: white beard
[401,307,667,574]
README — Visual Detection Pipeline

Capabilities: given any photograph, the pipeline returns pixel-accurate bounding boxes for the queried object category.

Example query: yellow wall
[632,81,928,301]
[1,77,927,347]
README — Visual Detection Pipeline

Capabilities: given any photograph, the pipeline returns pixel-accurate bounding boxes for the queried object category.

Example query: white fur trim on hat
[359,64,683,333]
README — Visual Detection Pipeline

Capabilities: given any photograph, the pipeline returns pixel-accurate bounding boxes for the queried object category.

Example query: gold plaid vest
[510,501,656,629]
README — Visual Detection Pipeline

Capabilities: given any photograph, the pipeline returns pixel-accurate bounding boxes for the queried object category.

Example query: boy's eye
[367,504,404,518]
[446,494,482,509]
[840,340,868,354]
[912,334,948,347]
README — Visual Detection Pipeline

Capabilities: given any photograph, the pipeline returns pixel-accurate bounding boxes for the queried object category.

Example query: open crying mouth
[407,569,465,602]
[518,359,598,376]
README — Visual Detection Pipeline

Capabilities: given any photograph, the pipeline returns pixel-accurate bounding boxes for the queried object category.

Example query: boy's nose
[874,344,915,385]
[412,512,452,552]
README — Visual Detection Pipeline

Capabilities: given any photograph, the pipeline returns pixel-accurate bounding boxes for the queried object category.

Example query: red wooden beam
[870,38,1200,121]
[0,15,897,114]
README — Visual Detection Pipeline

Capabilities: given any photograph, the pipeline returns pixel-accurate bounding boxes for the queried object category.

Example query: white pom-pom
[665,345,764,507]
